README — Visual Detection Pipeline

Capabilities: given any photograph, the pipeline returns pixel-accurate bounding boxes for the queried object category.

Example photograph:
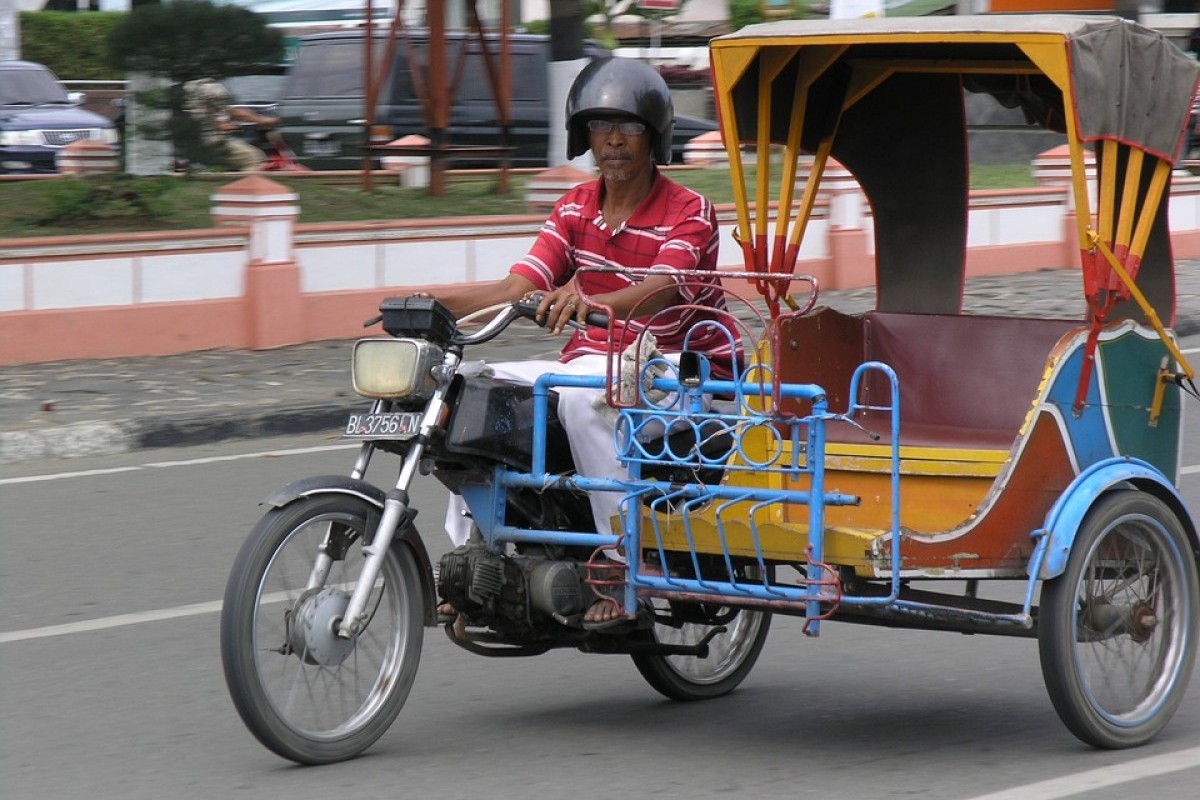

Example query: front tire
[632,602,771,701]
[220,495,424,764]
[1038,490,1199,748]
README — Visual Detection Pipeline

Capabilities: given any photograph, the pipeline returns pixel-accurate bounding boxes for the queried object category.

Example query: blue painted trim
[1034,456,1184,580]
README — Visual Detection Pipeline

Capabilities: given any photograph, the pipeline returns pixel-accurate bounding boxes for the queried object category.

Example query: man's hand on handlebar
[518,291,608,333]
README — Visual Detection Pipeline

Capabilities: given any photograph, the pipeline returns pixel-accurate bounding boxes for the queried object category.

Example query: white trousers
[444,354,684,546]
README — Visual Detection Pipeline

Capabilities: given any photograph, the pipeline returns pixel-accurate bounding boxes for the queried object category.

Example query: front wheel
[632,601,771,701]
[220,495,424,764]
[1038,490,1199,749]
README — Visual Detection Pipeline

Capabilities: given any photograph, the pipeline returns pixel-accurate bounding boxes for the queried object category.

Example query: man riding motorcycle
[420,57,736,626]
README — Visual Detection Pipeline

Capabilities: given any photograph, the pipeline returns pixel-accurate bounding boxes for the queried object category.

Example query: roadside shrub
[29,175,174,227]
[19,11,125,80]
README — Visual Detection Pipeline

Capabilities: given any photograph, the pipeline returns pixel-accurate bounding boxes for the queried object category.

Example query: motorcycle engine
[437,544,588,628]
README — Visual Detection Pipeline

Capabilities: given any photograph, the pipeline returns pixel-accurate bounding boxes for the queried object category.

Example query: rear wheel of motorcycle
[220,495,424,764]
[631,603,771,701]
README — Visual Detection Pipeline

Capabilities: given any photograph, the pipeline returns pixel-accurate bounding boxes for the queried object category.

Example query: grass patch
[0,162,1036,239]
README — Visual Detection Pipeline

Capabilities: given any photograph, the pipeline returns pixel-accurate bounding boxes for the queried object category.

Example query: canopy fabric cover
[710,15,1200,316]
[715,14,1200,162]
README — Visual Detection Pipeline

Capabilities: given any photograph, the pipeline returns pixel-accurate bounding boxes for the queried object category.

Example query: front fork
[299,413,383,594]
[331,351,460,640]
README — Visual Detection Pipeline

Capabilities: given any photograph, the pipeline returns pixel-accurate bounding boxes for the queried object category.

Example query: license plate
[343,411,422,439]
[304,137,341,157]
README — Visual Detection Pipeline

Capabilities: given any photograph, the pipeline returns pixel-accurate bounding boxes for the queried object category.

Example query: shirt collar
[592,167,662,232]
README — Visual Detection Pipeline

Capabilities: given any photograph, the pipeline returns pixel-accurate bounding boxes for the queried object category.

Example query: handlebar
[454,294,610,347]
[363,293,611,347]
[516,293,610,330]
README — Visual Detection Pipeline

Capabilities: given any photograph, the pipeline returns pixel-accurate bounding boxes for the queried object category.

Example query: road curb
[4,314,1199,467]
[0,403,362,466]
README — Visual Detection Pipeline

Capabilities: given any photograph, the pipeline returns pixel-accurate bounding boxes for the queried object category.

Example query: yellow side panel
[784,469,994,533]
[640,505,881,568]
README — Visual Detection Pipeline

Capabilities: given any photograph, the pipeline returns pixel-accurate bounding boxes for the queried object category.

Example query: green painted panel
[1098,329,1181,477]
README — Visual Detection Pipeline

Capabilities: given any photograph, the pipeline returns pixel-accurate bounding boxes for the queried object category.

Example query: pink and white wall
[4,165,1200,367]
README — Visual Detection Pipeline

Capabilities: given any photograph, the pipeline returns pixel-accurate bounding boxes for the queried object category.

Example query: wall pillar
[1034,144,1095,271]
[822,159,874,289]
[211,176,303,350]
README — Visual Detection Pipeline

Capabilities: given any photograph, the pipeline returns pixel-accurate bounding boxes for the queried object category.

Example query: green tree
[107,0,282,82]
[583,0,694,47]
[106,0,283,168]
[728,0,766,30]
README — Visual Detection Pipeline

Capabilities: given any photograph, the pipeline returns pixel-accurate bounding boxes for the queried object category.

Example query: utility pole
[547,0,592,169]
[0,0,20,62]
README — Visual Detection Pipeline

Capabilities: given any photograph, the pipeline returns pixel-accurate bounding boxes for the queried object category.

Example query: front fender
[262,475,438,626]
[262,474,388,508]
[1034,457,1187,581]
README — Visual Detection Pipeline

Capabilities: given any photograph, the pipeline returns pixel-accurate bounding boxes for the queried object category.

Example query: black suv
[0,60,119,174]
[277,31,717,170]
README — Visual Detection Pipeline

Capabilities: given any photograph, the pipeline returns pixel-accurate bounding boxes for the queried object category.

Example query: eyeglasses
[586,119,647,136]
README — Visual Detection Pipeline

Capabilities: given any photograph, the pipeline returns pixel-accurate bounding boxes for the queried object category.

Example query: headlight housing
[0,130,41,147]
[351,338,443,401]
[97,127,119,144]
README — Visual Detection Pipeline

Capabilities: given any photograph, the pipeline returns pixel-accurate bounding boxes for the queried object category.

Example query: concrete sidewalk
[3,266,1199,466]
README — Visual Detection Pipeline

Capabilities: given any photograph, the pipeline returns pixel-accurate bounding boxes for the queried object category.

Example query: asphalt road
[6,368,1200,799]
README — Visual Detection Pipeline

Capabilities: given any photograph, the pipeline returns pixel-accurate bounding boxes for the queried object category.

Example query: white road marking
[0,600,223,644]
[0,466,141,484]
[0,589,304,645]
[962,746,1200,799]
[0,442,357,486]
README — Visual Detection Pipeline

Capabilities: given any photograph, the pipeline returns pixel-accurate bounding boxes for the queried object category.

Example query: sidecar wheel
[1038,490,1199,749]
[631,602,771,701]
[220,495,424,764]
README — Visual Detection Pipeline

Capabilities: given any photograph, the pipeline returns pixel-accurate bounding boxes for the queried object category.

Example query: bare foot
[583,597,624,626]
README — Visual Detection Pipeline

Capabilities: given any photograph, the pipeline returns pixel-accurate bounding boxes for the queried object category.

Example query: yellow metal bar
[1086,230,1195,381]
[1015,41,1089,245]
[1115,147,1144,253]
[778,46,847,260]
[755,66,772,247]
[1128,159,1171,262]
[773,73,808,264]
[753,51,794,247]
[710,46,755,262]
[1097,140,1118,246]
[788,139,832,250]
[714,32,1069,50]
[1063,128,1093,249]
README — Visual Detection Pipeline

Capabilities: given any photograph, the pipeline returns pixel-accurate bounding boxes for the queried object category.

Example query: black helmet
[566,57,674,165]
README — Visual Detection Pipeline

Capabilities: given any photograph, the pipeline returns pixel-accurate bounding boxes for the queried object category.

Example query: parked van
[0,61,119,175]
[277,31,717,170]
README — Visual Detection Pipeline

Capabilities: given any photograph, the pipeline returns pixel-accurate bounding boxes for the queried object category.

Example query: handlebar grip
[514,295,544,324]
[582,309,610,329]
[515,293,610,329]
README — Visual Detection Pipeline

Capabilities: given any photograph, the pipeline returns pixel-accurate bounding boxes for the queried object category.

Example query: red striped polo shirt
[511,170,737,377]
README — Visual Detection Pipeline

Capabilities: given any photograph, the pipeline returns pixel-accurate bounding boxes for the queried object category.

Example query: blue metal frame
[459,347,1159,635]
[454,356,908,631]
